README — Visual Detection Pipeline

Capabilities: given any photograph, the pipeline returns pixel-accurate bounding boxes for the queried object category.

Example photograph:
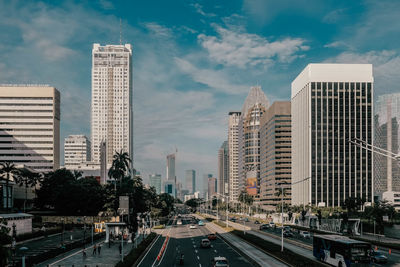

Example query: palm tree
[0,162,18,211]
[15,168,42,212]
[108,150,131,191]
[275,187,288,222]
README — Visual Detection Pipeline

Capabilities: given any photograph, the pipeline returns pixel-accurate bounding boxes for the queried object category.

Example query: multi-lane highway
[138,215,252,267]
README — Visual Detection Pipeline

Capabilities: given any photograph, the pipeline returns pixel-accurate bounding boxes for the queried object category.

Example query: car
[211,256,229,267]
[189,224,197,229]
[229,218,236,222]
[269,222,275,228]
[200,238,211,248]
[254,220,260,224]
[283,231,293,237]
[244,218,249,222]
[207,233,217,240]
[259,224,269,230]
[300,231,311,239]
[198,220,205,226]
[283,226,291,232]
[177,220,182,225]
[370,250,388,263]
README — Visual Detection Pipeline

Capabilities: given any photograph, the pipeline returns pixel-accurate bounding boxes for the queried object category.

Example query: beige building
[0,85,60,173]
[228,111,241,202]
[260,101,291,209]
[238,86,269,202]
[218,141,229,197]
[64,135,91,169]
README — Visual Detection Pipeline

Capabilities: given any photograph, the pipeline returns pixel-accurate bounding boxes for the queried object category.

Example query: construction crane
[348,137,400,163]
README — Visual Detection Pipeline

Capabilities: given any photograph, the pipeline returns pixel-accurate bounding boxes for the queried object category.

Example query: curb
[133,233,158,267]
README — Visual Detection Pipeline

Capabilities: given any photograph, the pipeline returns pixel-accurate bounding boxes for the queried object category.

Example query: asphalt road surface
[138,215,252,267]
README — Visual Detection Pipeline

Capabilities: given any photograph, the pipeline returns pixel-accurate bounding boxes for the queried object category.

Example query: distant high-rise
[208,177,217,200]
[185,170,196,194]
[260,102,291,209]
[238,86,269,202]
[228,112,241,202]
[166,153,176,197]
[203,173,213,199]
[218,141,229,197]
[64,135,91,168]
[375,93,400,194]
[91,43,133,166]
[149,174,162,194]
[0,85,60,173]
[291,64,374,207]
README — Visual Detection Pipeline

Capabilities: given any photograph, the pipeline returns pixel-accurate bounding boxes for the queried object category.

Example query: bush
[115,232,157,267]
[231,230,325,267]
[153,224,165,229]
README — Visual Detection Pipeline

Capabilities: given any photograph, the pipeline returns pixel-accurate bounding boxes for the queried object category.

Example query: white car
[300,231,311,239]
[177,220,182,225]
[189,224,197,229]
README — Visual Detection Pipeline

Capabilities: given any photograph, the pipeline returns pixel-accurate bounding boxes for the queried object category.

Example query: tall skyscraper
[166,153,176,197]
[149,174,162,194]
[260,102,292,209]
[91,43,133,166]
[291,64,373,207]
[238,86,269,202]
[0,85,60,172]
[185,170,196,194]
[203,173,213,199]
[228,112,241,202]
[218,141,229,197]
[375,93,400,195]
[208,177,217,200]
[64,135,91,168]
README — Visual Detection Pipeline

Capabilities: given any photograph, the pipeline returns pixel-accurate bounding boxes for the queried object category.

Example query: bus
[313,234,371,266]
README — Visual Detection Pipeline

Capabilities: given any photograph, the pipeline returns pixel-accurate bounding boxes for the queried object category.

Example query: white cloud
[198,25,309,68]
[190,3,216,17]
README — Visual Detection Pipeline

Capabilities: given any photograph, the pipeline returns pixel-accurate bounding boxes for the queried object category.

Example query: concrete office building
[203,174,213,199]
[91,44,133,165]
[208,177,217,200]
[0,85,60,173]
[149,174,162,194]
[228,112,241,202]
[291,64,374,207]
[64,135,91,168]
[218,141,229,197]
[238,86,269,202]
[260,102,292,209]
[185,170,196,194]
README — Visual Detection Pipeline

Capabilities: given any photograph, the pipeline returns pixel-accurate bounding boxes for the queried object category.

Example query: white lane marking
[199,264,202,267]
[193,245,196,248]
[211,245,213,248]
[214,249,217,253]
[197,255,200,260]
[151,217,175,267]
[195,249,198,253]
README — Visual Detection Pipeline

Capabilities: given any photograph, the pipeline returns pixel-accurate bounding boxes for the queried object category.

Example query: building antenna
[119,18,122,45]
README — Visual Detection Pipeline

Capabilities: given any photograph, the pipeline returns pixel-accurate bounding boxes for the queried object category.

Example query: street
[138,215,252,267]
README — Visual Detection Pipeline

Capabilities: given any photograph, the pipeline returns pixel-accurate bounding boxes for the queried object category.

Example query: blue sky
[1,0,400,192]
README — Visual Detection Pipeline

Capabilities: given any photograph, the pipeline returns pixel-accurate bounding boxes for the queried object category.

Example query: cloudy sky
[1,0,400,192]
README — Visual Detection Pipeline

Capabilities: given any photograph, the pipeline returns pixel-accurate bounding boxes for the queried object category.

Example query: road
[138,215,252,267]
[219,213,400,267]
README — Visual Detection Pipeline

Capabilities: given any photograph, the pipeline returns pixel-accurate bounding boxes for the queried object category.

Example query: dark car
[208,233,217,240]
[259,224,269,230]
[200,239,211,248]
[254,220,260,224]
[283,231,293,237]
[370,250,388,264]
[229,218,236,222]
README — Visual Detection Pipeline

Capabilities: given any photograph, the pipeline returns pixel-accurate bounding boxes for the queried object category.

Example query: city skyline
[0,1,399,185]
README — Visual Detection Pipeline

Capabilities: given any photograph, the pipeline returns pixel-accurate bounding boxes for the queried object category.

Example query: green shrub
[115,232,157,267]
[152,224,165,229]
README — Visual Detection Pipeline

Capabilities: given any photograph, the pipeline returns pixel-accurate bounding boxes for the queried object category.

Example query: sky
[1,0,400,193]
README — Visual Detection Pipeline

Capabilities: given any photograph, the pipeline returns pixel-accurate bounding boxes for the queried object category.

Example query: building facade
[64,135,91,168]
[203,173,213,199]
[238,86,269,202]
[207,177,217,200]
[218,141,229,197]
[0,85,60,173]
[185,169,196,194]
[228,112,241,202]
[259,101,292,209]
[149,174,162,194]
[291,64,374,207]
[91,44,133,166]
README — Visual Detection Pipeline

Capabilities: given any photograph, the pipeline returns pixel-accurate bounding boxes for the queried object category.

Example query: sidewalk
[196,214,287,267]
[37,237,140,267]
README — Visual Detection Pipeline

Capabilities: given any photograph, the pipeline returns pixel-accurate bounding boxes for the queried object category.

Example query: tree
[0,217,11,267]
[0,162,18,211]
[108,150,131,191]
[14,168,42,212]
[317,210,322,226]
[185,198,199,210]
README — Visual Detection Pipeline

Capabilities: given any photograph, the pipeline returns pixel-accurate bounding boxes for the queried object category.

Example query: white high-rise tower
[91,43,133,165]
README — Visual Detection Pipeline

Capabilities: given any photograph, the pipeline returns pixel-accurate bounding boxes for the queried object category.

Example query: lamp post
[19,247,28,267]
[12,223,16,267]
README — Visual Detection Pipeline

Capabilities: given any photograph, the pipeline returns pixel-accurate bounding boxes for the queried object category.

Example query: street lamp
[19,247,28,267]
[12,223,16,267]
[215,193,229,228]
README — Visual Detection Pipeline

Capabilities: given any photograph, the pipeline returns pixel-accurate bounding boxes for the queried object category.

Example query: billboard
[246,177,257,196]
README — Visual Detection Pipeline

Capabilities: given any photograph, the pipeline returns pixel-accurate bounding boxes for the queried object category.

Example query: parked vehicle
[283,231,293,237]
[177,220,182,225]
[200,238,211,248]
[370,250,388,264]
[259,224,269,230]
[283,226,291,232]
[300,231,311,239]
[189,224,197,229]
[211,256,229,267]
[269,222,275,228]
